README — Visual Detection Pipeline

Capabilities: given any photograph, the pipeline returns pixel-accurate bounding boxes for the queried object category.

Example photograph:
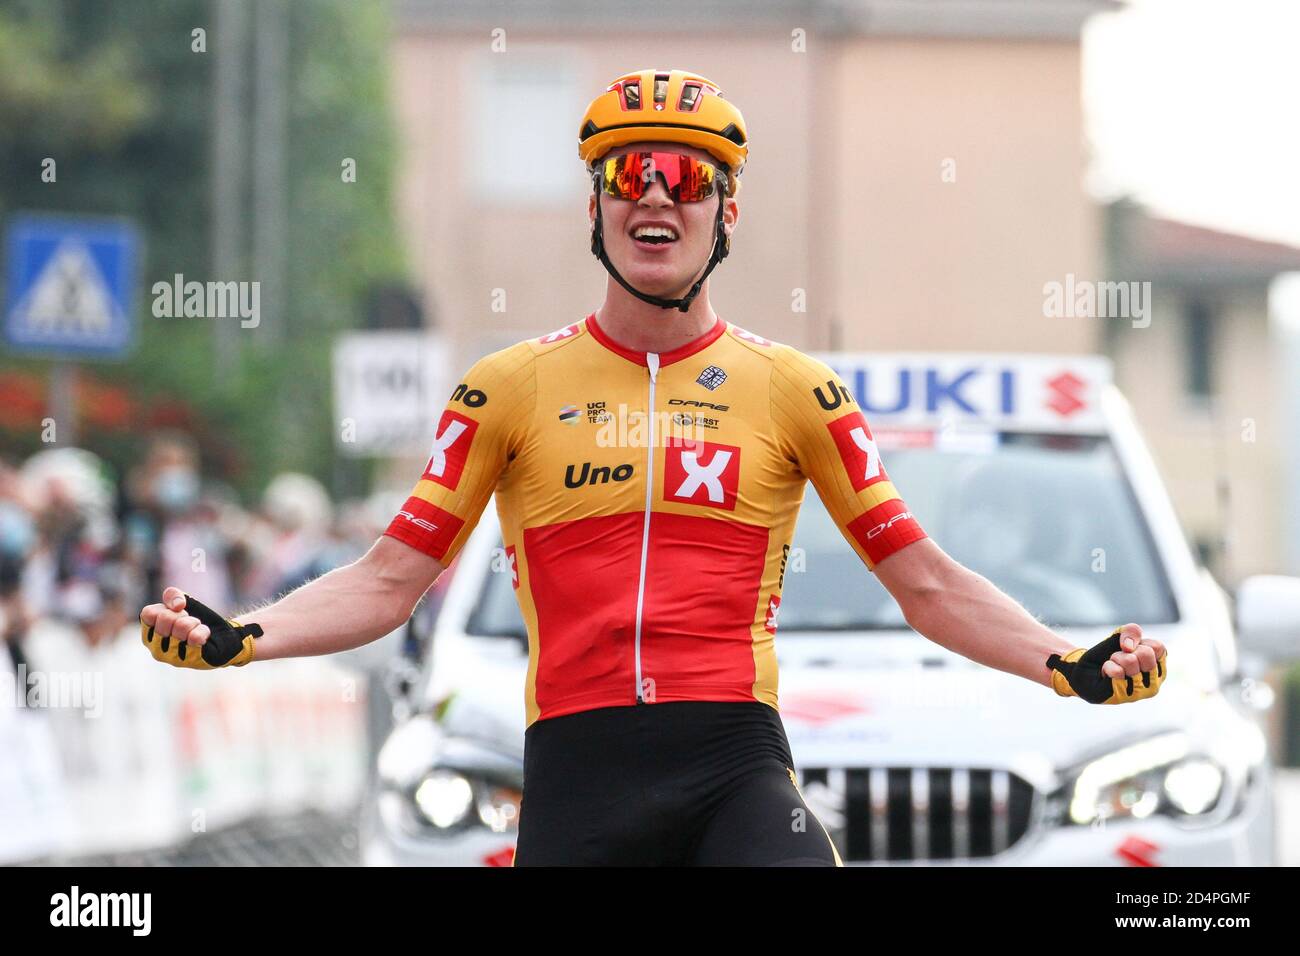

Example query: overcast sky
[1083,0,1300,248]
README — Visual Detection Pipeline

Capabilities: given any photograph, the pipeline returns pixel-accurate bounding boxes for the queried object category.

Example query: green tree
[0,0,405,500]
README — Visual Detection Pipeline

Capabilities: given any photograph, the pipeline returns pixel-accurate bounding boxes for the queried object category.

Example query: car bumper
[362,767,1276,867]
[850,776,1274,867]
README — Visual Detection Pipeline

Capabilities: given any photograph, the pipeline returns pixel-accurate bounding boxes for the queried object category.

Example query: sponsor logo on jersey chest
[696,365,727,390]
[564,461,634,487]
[663,437,741,510]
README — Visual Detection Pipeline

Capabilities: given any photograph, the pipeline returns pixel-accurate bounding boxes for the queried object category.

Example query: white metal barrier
[0,618,368,862]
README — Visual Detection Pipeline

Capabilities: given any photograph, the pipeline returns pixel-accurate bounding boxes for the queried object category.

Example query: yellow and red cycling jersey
[384,313,927,727]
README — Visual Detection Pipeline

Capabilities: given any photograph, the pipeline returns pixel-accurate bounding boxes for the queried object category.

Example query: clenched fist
[1047,624,1168,705]
[139,587,261,669]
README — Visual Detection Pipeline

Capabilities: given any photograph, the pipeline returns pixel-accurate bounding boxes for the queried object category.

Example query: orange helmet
[578,69,748,193]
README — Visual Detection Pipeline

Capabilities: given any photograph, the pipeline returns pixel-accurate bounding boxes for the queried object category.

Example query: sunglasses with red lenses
[593,150,730,203]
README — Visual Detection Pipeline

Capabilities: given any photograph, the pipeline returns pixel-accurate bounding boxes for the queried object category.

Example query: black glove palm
[141,595,261,669]
[1046,629,1167,705]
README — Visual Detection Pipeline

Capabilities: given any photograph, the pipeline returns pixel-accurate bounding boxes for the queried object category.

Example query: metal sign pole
[48,362,78,446]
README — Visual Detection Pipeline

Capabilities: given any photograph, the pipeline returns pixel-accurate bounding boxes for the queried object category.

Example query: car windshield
[465,431,1178,638]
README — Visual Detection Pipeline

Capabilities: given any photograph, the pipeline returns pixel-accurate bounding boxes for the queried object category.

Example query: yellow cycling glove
[1046,628,1167,704]
[141,594,261,669]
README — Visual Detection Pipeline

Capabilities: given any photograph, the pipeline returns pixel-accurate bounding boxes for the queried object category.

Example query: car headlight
[1054,732,1226,826]
[1163,759,1224,815]
[414,771,475,829]
[376,717,524,839]
[380,771,523,838]
[401,772,521,833]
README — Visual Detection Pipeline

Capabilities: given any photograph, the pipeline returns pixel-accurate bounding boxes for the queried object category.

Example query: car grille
[796,767,1037,862]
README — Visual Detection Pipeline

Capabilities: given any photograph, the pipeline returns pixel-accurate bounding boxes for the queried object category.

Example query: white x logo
[849,426,882,482]
[541,325,576,343]
[673,448,733,503]
[426,419,468,477]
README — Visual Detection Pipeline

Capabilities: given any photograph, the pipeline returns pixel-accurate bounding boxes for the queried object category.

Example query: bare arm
[142,536,445,661]
[872,538,1159,687]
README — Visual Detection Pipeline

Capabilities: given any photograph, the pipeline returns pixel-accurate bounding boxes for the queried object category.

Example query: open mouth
[631,225,679,249]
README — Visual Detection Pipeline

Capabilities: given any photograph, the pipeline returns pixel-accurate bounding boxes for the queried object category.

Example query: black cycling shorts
[513,699,842,866]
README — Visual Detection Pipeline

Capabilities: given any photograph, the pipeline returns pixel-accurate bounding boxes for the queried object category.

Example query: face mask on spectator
[0,502,36,558]
[154,467,199,514]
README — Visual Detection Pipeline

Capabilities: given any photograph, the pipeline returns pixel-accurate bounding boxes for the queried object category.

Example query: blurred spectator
[0,437,414,863]
[243,471,335,599]
[2,440,432,648]
[123,431,233,612]
[0,459,38,671]
[20,448,133,647]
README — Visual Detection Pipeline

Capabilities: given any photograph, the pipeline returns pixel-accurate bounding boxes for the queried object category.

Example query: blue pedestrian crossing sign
[4,215,141,357]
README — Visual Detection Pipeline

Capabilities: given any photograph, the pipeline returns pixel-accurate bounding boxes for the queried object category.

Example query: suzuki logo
[1046,370,1087,417]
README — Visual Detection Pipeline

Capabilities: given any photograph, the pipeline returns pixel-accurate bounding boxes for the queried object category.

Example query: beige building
[390,0,1112,362]
[1104,200,1300,584]
[386,0,1298,580]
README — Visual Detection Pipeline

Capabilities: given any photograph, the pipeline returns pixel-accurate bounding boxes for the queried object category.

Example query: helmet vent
[678,83,701,112]
[621,79,640,110]
[653,74,669,105]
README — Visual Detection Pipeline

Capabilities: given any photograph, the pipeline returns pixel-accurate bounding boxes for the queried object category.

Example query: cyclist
[140,68,1168,866]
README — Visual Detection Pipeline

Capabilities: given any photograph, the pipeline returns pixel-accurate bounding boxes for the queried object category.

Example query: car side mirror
[1236,575,1300,663]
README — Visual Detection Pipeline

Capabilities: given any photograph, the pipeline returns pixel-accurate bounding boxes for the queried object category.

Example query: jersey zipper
[633,352,660,704]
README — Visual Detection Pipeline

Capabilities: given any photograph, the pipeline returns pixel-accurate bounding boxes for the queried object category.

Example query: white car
[363,353,1300,866]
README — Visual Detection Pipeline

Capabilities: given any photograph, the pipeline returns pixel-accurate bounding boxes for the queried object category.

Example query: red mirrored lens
[604,153,645,200]
[599,151,719,203]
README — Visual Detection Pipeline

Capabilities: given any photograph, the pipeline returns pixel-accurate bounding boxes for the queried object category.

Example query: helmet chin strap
[590,189,730,314]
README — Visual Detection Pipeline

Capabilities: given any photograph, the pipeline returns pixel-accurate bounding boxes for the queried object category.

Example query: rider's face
[588,141,739,298]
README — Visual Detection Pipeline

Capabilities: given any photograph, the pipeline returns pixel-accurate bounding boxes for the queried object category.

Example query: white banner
[0,619,367,863]
[332,332,449,457]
